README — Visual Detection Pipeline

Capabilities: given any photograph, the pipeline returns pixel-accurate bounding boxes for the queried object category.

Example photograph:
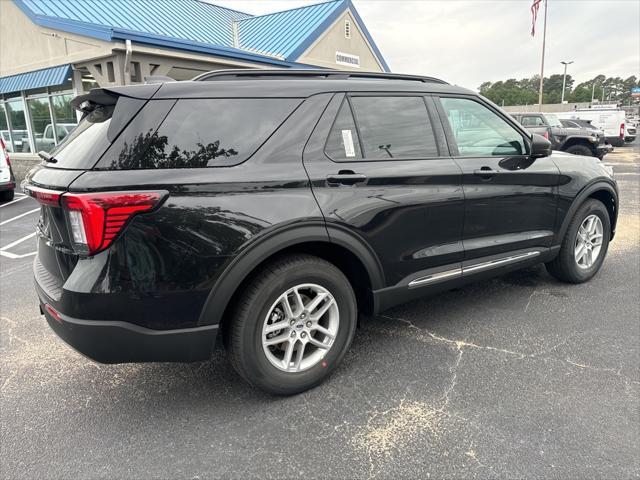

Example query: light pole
[560,61,573,104]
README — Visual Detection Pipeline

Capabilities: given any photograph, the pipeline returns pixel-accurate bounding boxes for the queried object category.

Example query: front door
[435,96,560,260]
[303,93,464,287]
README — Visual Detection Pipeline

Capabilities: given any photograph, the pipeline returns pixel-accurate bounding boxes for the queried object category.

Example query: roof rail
[191,69,448,85]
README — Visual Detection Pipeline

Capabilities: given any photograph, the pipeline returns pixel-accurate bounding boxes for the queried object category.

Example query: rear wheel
[546,199,610,283]
[0,189,14,202]
[564,144,594,157]
[226,254,357,395]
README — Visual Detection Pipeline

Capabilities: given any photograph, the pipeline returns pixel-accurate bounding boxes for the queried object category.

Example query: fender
[197,221,385,327]
[559,135,597,150]
[556,179,618,244]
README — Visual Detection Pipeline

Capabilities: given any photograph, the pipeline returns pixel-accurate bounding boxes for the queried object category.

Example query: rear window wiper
[38,151,57,164]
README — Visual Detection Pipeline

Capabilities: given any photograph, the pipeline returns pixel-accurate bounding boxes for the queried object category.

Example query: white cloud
[214,0,640,90]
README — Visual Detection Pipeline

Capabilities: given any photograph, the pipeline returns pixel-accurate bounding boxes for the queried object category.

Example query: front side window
[440,97,527,156]
[350,96,439,159]
[544,114,563,127]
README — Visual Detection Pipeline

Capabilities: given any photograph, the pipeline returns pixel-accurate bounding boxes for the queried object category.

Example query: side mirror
[530,133,551,159]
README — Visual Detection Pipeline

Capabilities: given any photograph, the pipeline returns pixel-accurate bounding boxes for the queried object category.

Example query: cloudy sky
[215,0,640,91]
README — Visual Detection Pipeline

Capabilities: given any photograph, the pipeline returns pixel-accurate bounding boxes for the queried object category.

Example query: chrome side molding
[408,268,462,288]
[407,250,541,289]
[463,250,540,274]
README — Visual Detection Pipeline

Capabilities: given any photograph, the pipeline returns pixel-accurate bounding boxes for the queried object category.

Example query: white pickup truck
[35,123,76,151]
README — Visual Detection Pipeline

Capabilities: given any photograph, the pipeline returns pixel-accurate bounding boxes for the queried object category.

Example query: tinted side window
[98,98,300,169]
[440,97,527,157]
[350,96,438,159]
[325,99,363,161]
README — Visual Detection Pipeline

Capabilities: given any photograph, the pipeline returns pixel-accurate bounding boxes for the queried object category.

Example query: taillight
[543,130,549,140]
[43,303,63,323]
[620,123,625,138]
[61,191,166,256]
[24,185,63,206]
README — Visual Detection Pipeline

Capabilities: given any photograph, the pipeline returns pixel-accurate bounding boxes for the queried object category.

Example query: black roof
[98,69,473,101]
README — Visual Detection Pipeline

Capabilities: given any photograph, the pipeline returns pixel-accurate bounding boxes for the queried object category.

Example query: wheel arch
[561,137,595,153]
[557,181,618,243]
[197,223,385,331]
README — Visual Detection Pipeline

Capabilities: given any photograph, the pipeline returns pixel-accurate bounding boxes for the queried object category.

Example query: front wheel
[546,199,610,283]
[226,254,357,395]
[564,144,595,157]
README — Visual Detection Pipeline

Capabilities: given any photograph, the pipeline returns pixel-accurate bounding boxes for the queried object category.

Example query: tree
[478,73,638,106]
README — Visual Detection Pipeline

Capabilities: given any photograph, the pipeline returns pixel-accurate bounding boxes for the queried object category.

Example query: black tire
[564,144,594,157]
[226,254,357,395]
[545,199,610,283]
[0,189,14,202]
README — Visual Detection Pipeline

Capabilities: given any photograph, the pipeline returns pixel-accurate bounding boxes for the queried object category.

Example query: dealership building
[0,0,388,157]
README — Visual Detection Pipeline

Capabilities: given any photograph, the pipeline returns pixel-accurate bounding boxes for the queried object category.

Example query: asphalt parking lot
[1,145,639,479]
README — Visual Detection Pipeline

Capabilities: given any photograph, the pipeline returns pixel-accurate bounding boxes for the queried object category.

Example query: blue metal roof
[18,0,250,47]
[237,0,343,59]
[0,64,71,95]
[11,0,389,71]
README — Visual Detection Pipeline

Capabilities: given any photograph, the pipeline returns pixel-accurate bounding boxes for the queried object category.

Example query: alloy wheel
[574,214,603,269]
[261,283,339,372]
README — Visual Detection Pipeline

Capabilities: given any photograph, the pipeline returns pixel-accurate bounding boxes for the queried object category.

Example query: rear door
[303,93,464,287]
[435,95,560,261]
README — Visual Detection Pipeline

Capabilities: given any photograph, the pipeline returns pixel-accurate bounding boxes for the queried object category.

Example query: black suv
[25,70,618,395]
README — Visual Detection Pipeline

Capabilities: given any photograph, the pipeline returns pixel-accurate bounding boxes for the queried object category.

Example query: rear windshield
[95,98,301,170]
[46,106,114,169]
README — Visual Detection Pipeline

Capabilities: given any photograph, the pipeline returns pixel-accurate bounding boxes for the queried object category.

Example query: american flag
[531,0,542,36]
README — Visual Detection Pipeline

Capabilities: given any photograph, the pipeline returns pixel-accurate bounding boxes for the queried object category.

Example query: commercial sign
[631,87,640,97]
[336,51,360,68]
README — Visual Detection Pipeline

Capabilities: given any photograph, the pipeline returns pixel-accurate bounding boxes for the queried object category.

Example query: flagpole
[537,0,548,111]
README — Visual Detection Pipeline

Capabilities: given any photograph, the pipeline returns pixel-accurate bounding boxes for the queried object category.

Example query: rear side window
[521,115,545,126]
[325,99,363,161]
[97,98,300,169]
[350,96,439,159]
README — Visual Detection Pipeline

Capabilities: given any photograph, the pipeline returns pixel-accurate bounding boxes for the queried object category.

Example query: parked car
[0,137,16,201]
[556,107,627,147]
[624,122,636,143]
[1,130,28,153]
[25,70,618,395]
[560,118,603,135]
[511,112,612,159]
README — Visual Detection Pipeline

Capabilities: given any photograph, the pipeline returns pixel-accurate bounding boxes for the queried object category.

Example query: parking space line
[0,196,29,208]
[0,250,36,259]
[0,208,40,226]
[1,232,37,251]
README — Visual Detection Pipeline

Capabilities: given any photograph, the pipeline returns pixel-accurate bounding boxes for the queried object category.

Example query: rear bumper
[0,181,15,192]
[606,136,625,147]
[595,144,614,156]
[35,280,217,364]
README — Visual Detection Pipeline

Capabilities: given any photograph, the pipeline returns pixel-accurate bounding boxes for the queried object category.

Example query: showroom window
[0,85,78,153]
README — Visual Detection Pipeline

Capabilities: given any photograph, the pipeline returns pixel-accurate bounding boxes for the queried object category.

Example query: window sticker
[342,129,356,157]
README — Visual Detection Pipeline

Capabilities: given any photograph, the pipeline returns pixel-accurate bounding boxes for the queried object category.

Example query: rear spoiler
[71,84,162,113]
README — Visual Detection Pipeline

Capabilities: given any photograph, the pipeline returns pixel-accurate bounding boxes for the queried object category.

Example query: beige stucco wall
[297,11,384,72]
[0,0,115,76]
